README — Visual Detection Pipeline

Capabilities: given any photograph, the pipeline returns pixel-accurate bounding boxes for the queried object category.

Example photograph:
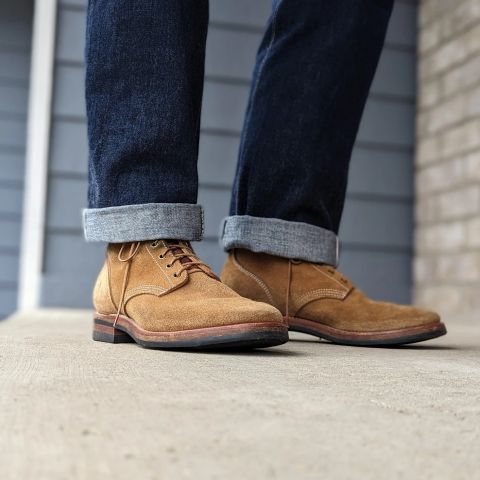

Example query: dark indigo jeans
[83,0,393,265]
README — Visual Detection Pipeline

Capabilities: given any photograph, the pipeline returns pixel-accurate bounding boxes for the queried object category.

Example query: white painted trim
[18,0,58,310]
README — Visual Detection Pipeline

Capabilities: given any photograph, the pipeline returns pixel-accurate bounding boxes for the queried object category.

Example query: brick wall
[415,0,480,315]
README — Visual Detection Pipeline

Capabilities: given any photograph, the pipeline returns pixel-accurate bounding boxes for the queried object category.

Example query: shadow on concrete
[177,347,306,357]
[288,337,459,351]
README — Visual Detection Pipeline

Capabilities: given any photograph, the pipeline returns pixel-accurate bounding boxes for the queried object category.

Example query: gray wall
[41,0,417,308]
[0,0,32,318]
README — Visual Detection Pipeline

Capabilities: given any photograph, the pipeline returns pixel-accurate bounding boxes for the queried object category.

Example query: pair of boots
[92,241,446,349]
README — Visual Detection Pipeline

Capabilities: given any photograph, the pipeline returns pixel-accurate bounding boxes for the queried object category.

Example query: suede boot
[92,241,288,349]
[221,249,447,346]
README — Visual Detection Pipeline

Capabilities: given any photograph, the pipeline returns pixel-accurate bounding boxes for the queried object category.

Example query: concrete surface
[0,309,479,480]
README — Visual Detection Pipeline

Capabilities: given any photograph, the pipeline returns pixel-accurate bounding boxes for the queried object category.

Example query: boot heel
[92,318,133,344]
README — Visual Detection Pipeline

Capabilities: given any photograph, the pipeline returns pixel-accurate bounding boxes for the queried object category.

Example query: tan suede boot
[221,249,447,346]
[92,241,288,349]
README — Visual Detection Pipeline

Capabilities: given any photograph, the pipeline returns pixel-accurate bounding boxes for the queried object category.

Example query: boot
[92,241,288,349]
[221,249,446,346]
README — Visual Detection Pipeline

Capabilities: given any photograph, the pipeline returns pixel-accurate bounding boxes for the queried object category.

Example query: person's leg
[84,0,287,349]
[221,0,447,345]
[84,0,207,242]
[223,0,393,264]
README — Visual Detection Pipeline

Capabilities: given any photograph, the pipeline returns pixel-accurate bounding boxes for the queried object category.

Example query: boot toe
[206,297,284,327]
[388,305,441,329]
[126,295,284,332]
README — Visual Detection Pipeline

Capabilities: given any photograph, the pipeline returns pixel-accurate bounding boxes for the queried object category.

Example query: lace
[156,241,215,278]
[113,241,141,327]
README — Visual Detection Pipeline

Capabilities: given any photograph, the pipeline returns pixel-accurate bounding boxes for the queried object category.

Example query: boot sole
[288,316,447,346]
[92,313,289,350]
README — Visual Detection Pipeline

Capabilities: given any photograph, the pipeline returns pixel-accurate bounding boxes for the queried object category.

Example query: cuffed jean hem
[220,215,339,266]
[83,203,203,243]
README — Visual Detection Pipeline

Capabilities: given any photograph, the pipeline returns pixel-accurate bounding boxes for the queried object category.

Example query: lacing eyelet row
[154,242,216,280]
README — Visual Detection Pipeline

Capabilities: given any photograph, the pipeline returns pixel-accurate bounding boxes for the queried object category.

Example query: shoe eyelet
[173,273,178,277]
[151,240,159,248]
[166,264,171,268]
[291,259,302,264]
[159,254,164,259]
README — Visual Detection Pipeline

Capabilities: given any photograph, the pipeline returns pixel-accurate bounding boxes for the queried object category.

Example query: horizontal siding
[0,84,29,115]
[0,185,23,216]
[0,289,18,318]
[0,253,19,283]
[0,2,32,51]
[0,0,32,318]
[41,0,416,307]
[0,50,30,83]
[339,250,412,303]
[0,218,21,250]
[0,151,25,183]
[0,117,27,149]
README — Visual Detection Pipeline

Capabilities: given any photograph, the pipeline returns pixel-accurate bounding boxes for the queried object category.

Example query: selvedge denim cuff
[83,203,203,243]
[220,215,339,266]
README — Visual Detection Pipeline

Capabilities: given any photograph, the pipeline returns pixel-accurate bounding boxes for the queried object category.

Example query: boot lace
[152,240,216,278]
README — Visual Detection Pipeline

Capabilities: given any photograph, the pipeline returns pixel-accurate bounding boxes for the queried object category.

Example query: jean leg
[84,0,208,242]
[223,0,393,264]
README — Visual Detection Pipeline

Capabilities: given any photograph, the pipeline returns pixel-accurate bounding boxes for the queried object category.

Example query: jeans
[83,0,393,265]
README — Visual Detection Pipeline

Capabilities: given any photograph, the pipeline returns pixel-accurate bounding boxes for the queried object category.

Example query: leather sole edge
[93,313,289,350]
[287,316,447,346]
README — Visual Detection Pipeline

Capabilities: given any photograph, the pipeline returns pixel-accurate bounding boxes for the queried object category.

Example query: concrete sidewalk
[0,309,479,480]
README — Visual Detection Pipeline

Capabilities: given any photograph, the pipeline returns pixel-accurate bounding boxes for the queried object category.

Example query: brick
[428,38,468,78]
[466,84,480,117]
[415,157,465,195]
[419,0,455,28]
[441,119,480,158]
[463,284,480,311]
[442,54,480,99]
[415,285,462,312]
[419,21,441,54]
[416,221,466,253]
[415,195,438,224]
[440,0,480,43]
[414,256,437,283]
[464,151,480,181]
[415,0,480,317]
[436,251,480,281]
[436,186,480,220]
[466,216,480,247]
[417,78,441,110]
[422,22,480,81]
[426,95,466,134]
[416,135,441,165]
